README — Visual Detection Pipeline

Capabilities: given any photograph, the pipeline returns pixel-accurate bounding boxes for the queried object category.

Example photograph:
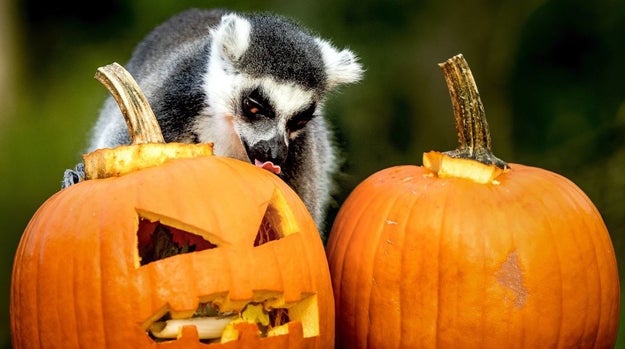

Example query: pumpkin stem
[82,63,213,180]
[438,54,508,169]
[94,63,165,144]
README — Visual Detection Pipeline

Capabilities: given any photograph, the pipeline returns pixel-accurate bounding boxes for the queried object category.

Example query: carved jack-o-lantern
[10,64,334,349]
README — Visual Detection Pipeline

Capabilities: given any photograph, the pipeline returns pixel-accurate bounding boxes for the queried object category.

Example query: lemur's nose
[250,138,286,164]
[245,136,287,174]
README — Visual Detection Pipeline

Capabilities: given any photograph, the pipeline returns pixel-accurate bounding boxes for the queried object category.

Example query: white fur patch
[210,13,251,63]
[259,78,315,116]
[192,110,248,161]
[316,38,364,88]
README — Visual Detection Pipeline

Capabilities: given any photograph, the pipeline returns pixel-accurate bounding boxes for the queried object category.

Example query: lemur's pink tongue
[254,159,281,174]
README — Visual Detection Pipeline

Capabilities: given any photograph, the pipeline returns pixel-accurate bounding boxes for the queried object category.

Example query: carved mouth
[144,293,318,344]
[135,187,316,344]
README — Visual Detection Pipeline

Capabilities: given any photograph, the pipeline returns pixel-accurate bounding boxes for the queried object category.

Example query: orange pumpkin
[11,64,334,349]
[326,55,620,348]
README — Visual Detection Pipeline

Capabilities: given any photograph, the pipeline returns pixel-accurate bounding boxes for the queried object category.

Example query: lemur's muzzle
[244,136,286,175]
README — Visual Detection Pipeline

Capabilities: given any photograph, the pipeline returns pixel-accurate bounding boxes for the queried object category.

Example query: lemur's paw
[62,162,85,189]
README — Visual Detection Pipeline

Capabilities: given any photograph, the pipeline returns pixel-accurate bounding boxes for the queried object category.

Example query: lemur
[62,8,363,232]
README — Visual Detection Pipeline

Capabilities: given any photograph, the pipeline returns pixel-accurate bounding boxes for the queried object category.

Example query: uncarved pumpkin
[11,63,334,349]
[326,54,620,348]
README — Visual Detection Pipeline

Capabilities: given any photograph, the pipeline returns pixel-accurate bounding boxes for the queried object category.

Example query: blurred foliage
[1,0,624,347]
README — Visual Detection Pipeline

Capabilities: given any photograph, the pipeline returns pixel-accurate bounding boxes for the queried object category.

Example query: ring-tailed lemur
[62,8,363,232]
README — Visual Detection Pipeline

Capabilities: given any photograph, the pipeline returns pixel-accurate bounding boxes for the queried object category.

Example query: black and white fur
[64,9,363,231]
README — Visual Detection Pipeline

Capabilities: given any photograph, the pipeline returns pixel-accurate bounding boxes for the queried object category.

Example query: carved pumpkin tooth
[149,316,236,339]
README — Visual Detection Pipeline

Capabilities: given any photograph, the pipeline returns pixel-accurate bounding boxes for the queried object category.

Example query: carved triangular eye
[137,218,217,266]
[254,215,281,246]
[253,188,300,247]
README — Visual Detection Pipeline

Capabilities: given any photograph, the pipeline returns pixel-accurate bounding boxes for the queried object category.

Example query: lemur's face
[236,82,318,173]
[199,74,320,175]
[197,12,362,173]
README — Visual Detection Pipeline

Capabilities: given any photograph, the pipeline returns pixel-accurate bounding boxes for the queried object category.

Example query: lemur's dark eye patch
[242,88,274,120]
[287,103,316,132]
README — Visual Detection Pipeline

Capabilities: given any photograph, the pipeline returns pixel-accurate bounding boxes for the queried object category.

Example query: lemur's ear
[316,38,364,89]
[211,13,251,63]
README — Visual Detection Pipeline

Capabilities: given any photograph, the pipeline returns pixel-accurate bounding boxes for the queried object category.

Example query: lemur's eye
[243,97,264,119]
[287,103,316,132]
[242,89,272,120]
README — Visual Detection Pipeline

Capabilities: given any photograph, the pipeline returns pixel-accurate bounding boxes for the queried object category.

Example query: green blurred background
[1,0,623,347]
